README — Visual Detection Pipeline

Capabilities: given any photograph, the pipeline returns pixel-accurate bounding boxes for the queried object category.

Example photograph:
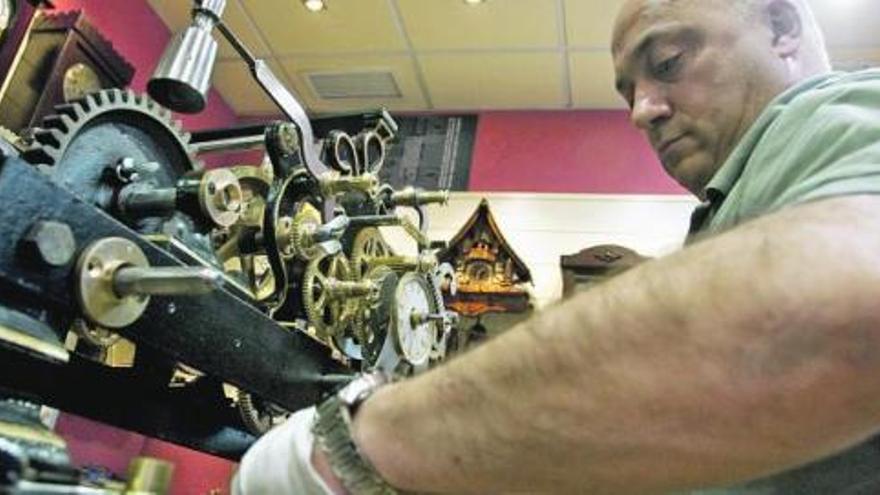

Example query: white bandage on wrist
[231,407,335,495]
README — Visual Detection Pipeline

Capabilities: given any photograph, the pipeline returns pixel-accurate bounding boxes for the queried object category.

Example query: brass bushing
[75,238,150,329]
[200,168,243,228]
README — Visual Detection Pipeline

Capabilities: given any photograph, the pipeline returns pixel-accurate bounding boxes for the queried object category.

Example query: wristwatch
[313,371,400,495]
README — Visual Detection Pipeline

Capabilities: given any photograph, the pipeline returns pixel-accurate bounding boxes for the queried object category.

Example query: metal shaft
[192,134,265,154]
[320,172,378,196]
[347,214,401,228]
[113,266,224,297]
[312,215,351,243]
[118,187,178,217]
[325,280,377,299]
[391,187,449,207]
[411,312,447,326]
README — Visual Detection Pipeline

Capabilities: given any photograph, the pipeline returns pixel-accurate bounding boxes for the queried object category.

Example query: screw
[20,221,76,267]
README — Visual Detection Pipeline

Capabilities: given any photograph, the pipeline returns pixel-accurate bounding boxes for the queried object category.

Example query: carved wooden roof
[439,198,532,284]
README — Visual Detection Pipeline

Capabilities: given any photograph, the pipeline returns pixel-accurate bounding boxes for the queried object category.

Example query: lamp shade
[147,24,218,113]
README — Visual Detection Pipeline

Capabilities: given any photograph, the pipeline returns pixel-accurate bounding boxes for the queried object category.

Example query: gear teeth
[36,129,65,149]
[84,93,99,109]
[53,103,83,120]
[21,89,200,174]
[41,115,69,133]
[22,147,53,165]
[59,115,77,132]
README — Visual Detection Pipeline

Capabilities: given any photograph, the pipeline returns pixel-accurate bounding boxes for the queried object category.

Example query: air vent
[306,71,402,100]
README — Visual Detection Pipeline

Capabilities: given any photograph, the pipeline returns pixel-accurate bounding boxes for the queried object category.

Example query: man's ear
[766,0,802,57]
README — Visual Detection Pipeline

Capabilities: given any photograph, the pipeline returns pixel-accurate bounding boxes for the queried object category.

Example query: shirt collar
[701,72,840,201]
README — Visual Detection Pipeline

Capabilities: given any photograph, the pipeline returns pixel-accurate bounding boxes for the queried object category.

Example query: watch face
[466,259,493,282]
[394,273,434,367]
[62,63,102,101]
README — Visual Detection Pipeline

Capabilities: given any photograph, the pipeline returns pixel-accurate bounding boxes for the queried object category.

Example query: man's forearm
[352,195,880,494]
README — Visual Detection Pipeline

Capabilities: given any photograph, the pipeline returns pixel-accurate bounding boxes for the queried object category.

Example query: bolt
[115,158,161,183]
[278,124,299,155]
[20,221,76,267]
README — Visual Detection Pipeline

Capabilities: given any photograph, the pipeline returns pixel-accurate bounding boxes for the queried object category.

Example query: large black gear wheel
[22,89,199,220]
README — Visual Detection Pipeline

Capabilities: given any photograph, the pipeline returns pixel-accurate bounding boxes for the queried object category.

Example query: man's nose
[630,86,672,130]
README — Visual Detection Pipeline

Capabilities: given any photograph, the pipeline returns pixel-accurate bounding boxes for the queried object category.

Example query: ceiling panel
[147,0,880,116]
[241,0,407,55]
[147,0,271,58]
[570,51,625,109]
[212,60,285,115]
[419,52,565,110]
[565,0,626,49]
[278,54,428,114]
[396,0,559,50]
[569,50,626,108]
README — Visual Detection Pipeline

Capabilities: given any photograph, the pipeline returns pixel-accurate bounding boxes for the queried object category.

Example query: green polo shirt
[686,69,880,494]
[690,69,880,237]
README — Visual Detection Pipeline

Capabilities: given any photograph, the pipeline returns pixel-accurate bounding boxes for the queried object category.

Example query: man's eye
[653,53,683,79]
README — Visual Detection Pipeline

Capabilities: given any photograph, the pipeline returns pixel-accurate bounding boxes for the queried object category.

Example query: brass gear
[302,252,353,342]
[351,227,394,278]
[291,202,322,259]
[427,263,457,362]
[345,265,397,364]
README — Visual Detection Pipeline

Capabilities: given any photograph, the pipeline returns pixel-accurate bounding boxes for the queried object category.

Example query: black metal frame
[0,154,349,459]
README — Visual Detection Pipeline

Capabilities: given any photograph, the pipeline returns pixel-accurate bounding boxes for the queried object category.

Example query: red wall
[469,111,685,194]
[241,110,685,195]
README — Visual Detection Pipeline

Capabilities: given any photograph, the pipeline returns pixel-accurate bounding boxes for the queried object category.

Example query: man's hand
[231,407,346,494]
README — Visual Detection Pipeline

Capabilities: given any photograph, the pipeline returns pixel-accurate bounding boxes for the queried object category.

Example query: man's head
[612,0,831,198]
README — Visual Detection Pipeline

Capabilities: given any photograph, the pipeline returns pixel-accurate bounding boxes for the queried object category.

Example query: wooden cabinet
[0,8,133,133]
[560,244,648,298]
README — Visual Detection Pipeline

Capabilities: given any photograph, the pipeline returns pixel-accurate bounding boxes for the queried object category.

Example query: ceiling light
[463,0,487,4]
[303,0,326,12]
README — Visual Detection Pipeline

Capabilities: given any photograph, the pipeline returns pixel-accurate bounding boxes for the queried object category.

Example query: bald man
[234,1,880,493]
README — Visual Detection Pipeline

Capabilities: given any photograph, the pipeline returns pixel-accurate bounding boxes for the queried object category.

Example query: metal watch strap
[313,373,399,495]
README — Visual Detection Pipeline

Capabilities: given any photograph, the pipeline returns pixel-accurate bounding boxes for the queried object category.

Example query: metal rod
[113,266,224,297]
[215,21,330,179]
[192,134,266,154]
[216,21,257,68]
[347,215,400,228]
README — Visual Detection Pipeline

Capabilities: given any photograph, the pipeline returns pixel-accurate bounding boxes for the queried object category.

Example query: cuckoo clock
[438,199,532,318]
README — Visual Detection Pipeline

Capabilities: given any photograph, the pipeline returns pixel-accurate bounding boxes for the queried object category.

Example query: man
[234,0,880,493]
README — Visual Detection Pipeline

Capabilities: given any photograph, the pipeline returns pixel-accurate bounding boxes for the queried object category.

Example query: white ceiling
[145,0,880,117]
